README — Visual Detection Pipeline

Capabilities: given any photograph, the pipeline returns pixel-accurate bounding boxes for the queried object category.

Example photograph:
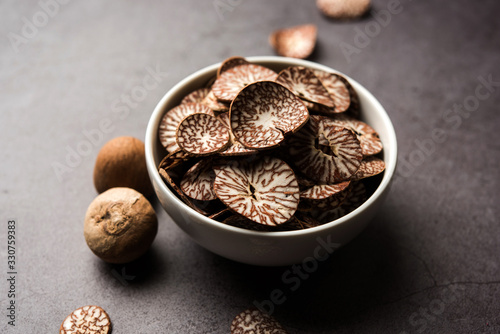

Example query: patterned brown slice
[201,90,230,112]
[212,64,278,102]
[338,75,361,118]
[300,180,350,200]
[159,168,209,215]
[158,103,214,153]
[328,114,382,156]
[181,87,210,104]
[158,149,191,171]
[269,24,317,59]
[352,156,385,180]
[217,56,249,77]
[217,112,258,156]
[230,81,309,149]
[276,66,334,107]
[277,214,321,230]
[313,69,351,113]
[316,0,371,20]
[60,305,111,334]
[213,156,300,226]
[301,99,336,115]
[317,181,367,223]
[222,214,275,232]
[288,116,362,183]
[231,308,288,334]
[176,113,230,156]
[359,133,383,156]
[180,159,217,200]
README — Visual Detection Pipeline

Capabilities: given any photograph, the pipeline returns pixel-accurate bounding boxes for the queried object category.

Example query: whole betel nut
[93,136,154,198]
[84,187,158,264]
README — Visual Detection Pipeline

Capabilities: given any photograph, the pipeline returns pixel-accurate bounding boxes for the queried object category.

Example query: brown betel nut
[84,187,158,264]
[93,136,154,198]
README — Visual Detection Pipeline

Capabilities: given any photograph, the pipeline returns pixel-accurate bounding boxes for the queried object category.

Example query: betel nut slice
[230,80,309,149]
[211,63,278,102]
[213,156,300,226]
[288,116,363,184]
[316,181,367,223]
[269,24,317,59]
[217,56,249,77]
[316,0,371,20]
[158,102,214,153]
[231,308,287,334]
[201,90,230,112]
[352,156,385,181]
[312,69,351,113]
[181,87,210,104]
[176,113,230,156]
[216,112,257,156]
[300,180,350,200]
[276,66,334,108]
[180,159,217,201]
[327,114,383,156]
[60,305,111,334]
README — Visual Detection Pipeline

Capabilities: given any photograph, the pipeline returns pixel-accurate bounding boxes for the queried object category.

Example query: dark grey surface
[1,0,499,333]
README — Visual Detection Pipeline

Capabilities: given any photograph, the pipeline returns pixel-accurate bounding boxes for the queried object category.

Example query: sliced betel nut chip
[275,66,334,107]
[60,305,111,334]
[316,181,367,223]
[300,180,350,200]
[269,24,317,59]
[158,102,214,153]
[338,75,361,118]
[222,214,275,232]
[217,56,249,77]
[159,168,209,216]
[312,69,351,113]
[327,114,383,156]
[230,81,309,149]
[231,308,288,334]
[201,90,230,112]
[180,159,217,201]
[216,112,258,156]
[176,113,230,156]
[316,0,371,20]
[213,156,300,226]
[299,180,351,213]
[158,149,191,171]
[352,156,385,180]
[288,116,363,184]
[211,63,278,102]
[181,87,211,104]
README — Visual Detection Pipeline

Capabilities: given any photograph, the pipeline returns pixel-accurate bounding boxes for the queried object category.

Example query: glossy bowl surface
[145,56,397,266]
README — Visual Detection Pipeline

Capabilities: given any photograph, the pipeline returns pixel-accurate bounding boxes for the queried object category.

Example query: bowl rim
[145,55,398,238]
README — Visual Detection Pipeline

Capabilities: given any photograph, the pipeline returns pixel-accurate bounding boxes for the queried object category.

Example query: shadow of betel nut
[60,305,111,334]
[84,187,158,264]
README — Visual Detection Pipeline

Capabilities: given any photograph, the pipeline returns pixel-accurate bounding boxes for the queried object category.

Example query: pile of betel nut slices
[157,56,385,232]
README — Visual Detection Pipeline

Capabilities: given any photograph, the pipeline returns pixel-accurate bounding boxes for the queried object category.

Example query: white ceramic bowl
[145,56,397,266]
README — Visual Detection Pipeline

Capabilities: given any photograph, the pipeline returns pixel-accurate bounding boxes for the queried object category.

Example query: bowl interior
[145,56,397,238]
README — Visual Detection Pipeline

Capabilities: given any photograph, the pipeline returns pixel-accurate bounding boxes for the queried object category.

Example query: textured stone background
[1,0,499,333]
